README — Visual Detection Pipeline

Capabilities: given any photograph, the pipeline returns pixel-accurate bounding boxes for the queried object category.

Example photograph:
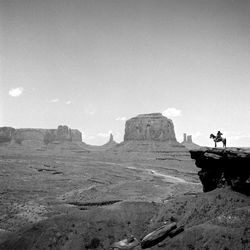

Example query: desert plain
[0,115,249,250]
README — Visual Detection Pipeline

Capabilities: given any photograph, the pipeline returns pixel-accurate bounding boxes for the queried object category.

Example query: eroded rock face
[0,125,82,145]
[0,127,15,143]
[124,113,177,142]
[56,125,72,141]
[13,129,45,144]
[71,129,82,142]
[190,147,250,195]
[109,133,114,143]
[55,125,82,142]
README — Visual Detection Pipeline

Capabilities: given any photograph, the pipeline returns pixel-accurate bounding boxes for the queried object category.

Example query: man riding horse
[216,131,223,141]
[210,131,226,148]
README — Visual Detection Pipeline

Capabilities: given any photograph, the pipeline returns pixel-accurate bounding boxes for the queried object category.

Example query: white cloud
[162,107,182,117]
[8,87,24,97]
[115,117,127,121]
[83,104,96,115]
[65,100,72,105]
[47,98,59,103]
[86,111,95,115]
[97,130,113,138]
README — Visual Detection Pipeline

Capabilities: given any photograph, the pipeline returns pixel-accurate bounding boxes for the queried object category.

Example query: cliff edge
[190,147,250,195]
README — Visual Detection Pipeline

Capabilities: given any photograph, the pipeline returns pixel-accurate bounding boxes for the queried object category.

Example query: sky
[1,0,250,146]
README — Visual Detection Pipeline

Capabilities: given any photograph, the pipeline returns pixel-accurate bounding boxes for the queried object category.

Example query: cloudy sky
[1,0,250,146]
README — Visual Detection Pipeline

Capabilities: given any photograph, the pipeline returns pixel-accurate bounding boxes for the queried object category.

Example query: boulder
[124,113,177,142]
[141,222,177,249]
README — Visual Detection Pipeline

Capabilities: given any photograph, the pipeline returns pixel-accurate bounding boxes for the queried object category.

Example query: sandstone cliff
[0,127,15,143]
[112,113,186,154]
[124,113,177,142]
[0,125,82,146]
[56,125,82,142]
[181,133,200,150]
[190,147,250,195]
[99,133,118,150]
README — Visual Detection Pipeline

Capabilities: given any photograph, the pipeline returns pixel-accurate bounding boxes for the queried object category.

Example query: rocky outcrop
[13,129,45,144]
[0,125,82,146]
[124,113,177,142]
[112,113,186,153]
[71,129,82,142]
[109,133,114,143]
[99,133,118,150]
[54,125,82,142]
[181,133,200,150]
[190,147,250,195]
[0,127,15,143]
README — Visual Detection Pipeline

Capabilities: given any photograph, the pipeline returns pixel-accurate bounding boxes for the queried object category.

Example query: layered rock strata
[0,125,82,145]
[124,113,177,142]
[0,127,15,143]
[190,147,250,195]
[113,113,186,153]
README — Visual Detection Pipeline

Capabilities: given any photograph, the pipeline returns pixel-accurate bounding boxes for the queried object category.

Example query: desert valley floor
[0,145,249,250]
[0,146,201,232]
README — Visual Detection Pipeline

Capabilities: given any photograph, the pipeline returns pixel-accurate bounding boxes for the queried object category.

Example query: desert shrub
[85,237,101,249]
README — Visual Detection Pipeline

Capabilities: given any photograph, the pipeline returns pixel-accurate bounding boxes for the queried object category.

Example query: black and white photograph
[0,0,250,249]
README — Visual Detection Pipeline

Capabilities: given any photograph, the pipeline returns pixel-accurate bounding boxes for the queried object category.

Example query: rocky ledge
[190,147,250,195]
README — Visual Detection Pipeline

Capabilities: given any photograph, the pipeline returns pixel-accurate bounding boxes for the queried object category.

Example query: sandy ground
[2,146,249,250]
[0,146,201,234]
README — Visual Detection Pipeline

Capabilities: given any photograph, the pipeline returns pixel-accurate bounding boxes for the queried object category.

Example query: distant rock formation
[190,147,250,195]
[100,133,118,150]
[0,125,82,146]
[124,113,177,142]
[109,133,114,143]
[112,113,187,154]
[55,125,82,142]
[0,127,15,143]
[181,133,200,150]
[13,129,46,144]
[182,133,193,143]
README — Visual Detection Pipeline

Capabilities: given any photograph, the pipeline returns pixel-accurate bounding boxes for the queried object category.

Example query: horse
[210,134,226,148]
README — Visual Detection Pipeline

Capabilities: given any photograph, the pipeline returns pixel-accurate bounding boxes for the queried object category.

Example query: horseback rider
[210,131,226,148]
[216,131,223,141]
